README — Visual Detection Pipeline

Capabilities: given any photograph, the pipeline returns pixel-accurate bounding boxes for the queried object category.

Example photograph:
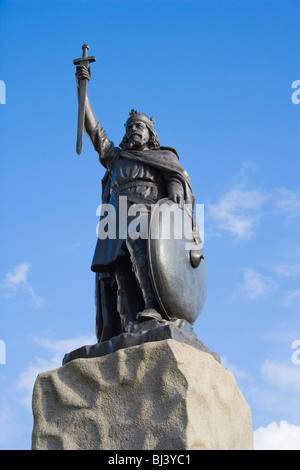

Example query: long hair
[119,126,160,150]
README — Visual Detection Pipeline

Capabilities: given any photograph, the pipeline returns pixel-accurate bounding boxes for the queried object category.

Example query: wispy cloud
[249,355,300,425]
[207,163,299,243]
[207,163,267,242]
[261,359,300,392]
[282,289,300,307]
[272,263,300,278]
[273,187,300,219]
[263,263,300,307]
[0,264,44,307]
[238,268,277,300]
[0,263,30,290]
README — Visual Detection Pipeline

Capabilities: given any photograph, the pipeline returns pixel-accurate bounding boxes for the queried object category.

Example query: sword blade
[76,78,88,155]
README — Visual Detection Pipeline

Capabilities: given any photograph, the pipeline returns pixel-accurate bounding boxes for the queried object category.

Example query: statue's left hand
[169,193,185,209]
[75,65,91,88]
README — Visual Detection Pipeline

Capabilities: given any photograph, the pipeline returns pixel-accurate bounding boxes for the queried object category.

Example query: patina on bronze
[72,44,207,352]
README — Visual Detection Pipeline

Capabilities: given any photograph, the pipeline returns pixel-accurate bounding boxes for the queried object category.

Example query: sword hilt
[82,44,89,58]
[73,43,96,67]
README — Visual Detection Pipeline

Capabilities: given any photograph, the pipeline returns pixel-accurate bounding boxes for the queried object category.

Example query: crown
[125,109,155,129]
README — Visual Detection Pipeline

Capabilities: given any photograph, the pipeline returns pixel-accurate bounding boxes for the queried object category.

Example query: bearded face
[124,121,151,150]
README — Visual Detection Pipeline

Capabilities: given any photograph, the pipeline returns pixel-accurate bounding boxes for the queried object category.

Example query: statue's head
[119,109,160,150]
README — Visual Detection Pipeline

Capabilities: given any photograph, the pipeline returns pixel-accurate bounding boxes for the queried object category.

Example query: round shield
[148,199,207,324]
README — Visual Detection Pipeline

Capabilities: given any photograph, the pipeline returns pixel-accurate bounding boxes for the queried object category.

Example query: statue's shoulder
[159,146,180,159]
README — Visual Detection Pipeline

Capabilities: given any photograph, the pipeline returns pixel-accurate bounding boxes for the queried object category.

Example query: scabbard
[76,78,88,155]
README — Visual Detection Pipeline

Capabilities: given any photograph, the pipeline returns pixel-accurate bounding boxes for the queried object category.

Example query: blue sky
[0,0,300,450]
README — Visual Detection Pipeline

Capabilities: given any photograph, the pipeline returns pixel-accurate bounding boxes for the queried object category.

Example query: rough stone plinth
[32,340,254,450]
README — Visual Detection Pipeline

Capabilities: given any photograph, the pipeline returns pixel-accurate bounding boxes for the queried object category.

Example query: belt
[110,180,159,197]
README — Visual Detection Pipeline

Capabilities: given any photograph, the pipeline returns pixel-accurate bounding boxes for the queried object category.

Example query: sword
[73,44,96,155]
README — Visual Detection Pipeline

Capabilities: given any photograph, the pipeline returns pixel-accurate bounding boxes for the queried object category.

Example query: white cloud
[207,163,267,242]
[282,289,300,307]
[254,421,300,450]
[0,263,44,307]
[207,164,299,243]
[272,263,300,278]
[261,359,300,392]
[239,268,276,300]
[273,187,300,219]
[0,263,30,290]
[17,335,96,410]
[208,187,266,241]
[264,263,300,307]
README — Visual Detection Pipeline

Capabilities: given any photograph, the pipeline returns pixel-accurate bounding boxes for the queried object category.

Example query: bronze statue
[74,45,207,346]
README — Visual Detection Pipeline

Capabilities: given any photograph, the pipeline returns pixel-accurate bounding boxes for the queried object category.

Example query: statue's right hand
[75,65,91,85]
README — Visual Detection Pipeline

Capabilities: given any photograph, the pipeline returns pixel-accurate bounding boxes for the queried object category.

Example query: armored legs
[114,237,162,331]
[126,237,161,318]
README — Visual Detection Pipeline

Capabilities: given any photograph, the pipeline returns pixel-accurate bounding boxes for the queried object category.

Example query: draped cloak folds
[90,146,195,273]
